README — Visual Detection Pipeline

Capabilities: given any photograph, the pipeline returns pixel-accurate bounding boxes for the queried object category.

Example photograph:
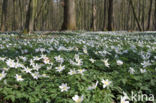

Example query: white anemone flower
[6,59,16,68]
[47,66,52,70]
[101,79,111,88]
[120,97,129,103]
[15,74,24,81]
[41,73,49,78]
[120,92,130,103]
[54,55,64,63]
[31,72,40,79]
[23,67,32,73]
[43,57,50,64]
[3,68,9,71]
[68,69,77,75]
[32,64,41,71]
[0,71,6,80]
[70,54,83,66]
[117,60,123,65]
[89,58,96,63]
[59,83,70,92]
[141,61,151,68]
[140,68,147,73]
[30,59,35,66]
[33,56,41,61]
[128,67,135,74]
[72,95,84,103]
[77,69,86,75]
[19,56,27,62]
[55,65,65,72]
[102,59,110,67]
[83,47,88,54]
[0,57,6,61]
[88,81,98,90]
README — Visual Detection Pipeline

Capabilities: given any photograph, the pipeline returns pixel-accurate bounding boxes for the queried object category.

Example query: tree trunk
[24,0,37,33]
[61,0,76,30]
[90,0,96,31]
[24,0,32,33]
[83,0,85,30]
[107,0,113,31]
[12,0,16,31]
[34,0,49,27]
[103,0,107,30]
[128,0,142,31]
[19,0,24,30]
[1,0,8,31]
[146,0,153,30]
[142,0,145,31]
[154,0,156,30]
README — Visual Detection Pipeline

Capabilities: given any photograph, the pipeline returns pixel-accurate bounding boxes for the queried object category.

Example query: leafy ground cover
[0,32,155,103]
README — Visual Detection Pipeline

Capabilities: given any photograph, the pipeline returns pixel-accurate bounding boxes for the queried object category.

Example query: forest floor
[0,31,155,103]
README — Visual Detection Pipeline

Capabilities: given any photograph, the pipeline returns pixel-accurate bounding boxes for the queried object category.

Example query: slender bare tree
[103,0,107,30]
[142,0,145,31]
[129,0,142,31]
[146,0,153,30]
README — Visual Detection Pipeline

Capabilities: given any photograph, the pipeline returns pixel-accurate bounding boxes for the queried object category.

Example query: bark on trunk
[19,0,24,30]
[103,0,107,30]
[129,0,142,31]
[12,0,16,30]
[91,0,96,31]
[61,0,76,30]
[142,0,145,31]
[107,0,113,31]
[146,0,153,30]
[154,0,156,30]
[1,0,8,31]
[24,0,37,33]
